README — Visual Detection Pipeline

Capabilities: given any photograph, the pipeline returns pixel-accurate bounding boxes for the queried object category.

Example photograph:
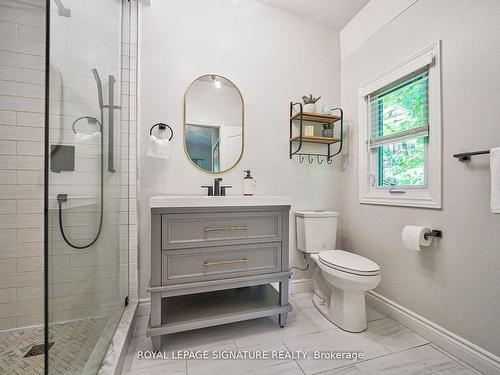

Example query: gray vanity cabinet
[147,205,292,350]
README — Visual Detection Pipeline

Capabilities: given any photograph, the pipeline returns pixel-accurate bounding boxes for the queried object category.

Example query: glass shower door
[46,0,130,373]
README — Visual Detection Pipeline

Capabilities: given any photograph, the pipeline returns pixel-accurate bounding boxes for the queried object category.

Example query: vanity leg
[279,280,289,327]
[150,293,162,351]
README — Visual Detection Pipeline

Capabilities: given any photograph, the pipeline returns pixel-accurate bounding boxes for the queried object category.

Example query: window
[359,42,441,208]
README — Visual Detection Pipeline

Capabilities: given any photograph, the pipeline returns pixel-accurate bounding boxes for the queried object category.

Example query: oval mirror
[184,74,244,173]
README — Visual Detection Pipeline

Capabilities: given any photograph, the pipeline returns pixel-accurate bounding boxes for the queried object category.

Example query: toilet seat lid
[319,250,380,276]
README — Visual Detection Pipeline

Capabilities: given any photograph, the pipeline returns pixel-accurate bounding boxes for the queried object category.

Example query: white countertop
[150,195,291,208]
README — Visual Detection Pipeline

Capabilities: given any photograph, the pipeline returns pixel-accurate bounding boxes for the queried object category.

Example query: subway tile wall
[0,0,46,331]
[0,0,138,332]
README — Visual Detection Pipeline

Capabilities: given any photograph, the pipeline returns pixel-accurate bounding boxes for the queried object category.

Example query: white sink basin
[150,195,291,208]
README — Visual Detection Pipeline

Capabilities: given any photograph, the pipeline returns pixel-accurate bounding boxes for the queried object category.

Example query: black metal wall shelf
[289,102,343,164]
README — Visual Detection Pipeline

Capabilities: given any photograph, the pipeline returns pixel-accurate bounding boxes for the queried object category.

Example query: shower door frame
[43,0,50,372]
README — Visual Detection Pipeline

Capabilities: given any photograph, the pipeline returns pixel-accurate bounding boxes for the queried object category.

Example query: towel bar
[453,150,490,162]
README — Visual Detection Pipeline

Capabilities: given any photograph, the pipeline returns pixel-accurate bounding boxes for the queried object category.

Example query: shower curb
[97,301,138,375]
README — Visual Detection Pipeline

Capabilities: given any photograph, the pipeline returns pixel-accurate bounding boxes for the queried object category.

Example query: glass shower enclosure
[0,0,134,372]
[45,0,133,373]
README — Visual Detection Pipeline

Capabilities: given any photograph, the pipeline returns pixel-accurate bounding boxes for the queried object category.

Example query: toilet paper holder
[424,230,442,240]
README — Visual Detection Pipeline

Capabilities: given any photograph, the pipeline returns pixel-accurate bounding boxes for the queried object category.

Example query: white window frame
[358,41,442,209]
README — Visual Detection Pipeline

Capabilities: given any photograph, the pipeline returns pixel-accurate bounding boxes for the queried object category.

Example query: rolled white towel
[146,134,171,160]
[491,147,500,213]
[75,131,101,157]
[75,131,100,143]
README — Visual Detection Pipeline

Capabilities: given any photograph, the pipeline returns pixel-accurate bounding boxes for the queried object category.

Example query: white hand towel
[491,147,500,213]
[75,131,100,143]
[146,134,171,160]
[75,131,101,156]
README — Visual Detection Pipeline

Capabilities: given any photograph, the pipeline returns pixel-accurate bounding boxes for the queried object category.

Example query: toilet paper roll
[402,225,432,251]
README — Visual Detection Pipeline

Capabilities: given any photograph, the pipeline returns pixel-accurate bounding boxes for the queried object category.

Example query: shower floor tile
[0,317,107,375]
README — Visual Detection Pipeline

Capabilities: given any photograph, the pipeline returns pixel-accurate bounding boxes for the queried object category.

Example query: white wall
[340,0,418,59]
[340,0,500,356]
[138,0,342,300]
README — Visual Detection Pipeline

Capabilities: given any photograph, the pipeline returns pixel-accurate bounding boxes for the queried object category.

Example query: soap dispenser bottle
[243,170,254,196]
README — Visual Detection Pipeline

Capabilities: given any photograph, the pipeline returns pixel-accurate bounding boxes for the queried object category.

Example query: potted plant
[302,94,321,113]
[322,122,334,138]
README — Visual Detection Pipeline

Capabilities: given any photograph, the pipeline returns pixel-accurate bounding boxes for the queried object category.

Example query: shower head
[54,0,70,17]
[92,68,104,110]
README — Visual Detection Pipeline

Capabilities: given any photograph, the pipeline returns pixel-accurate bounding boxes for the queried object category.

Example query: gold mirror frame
[183,74,244,174]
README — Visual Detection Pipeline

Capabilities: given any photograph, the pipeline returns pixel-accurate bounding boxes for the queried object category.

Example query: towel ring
[72,116,102,134]
[150,123,173,141]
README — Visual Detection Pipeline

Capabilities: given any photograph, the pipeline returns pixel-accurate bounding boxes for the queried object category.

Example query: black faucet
[201,178,232,196]
[214,178,222,196]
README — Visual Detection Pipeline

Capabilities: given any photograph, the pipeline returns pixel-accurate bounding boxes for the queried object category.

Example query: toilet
[295,211,381,332]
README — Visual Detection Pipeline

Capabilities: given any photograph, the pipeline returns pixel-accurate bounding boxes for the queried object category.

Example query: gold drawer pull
[204,225,249,232]
[203,258,248,267]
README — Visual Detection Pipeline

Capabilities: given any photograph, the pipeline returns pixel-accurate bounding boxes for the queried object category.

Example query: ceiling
[257,0,370,31]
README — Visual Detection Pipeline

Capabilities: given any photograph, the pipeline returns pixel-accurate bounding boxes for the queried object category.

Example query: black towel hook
[308,155,314,164]
[317,155,323,164]
[327,158,333,165]
[150,123,173,141]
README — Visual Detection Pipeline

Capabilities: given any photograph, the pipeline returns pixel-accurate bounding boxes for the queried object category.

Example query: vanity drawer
[161,242,282,284]
[161,211,282,249]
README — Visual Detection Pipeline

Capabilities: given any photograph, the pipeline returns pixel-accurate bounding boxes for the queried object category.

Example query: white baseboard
[137,279,314,317]
[290,278,313,294]
[366,291,500,375]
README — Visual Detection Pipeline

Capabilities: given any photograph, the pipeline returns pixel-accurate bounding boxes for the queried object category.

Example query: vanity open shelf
[289,102,344,163]
[147,284,289,336]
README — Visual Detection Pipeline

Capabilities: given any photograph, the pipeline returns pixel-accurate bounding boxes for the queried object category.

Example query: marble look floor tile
[300,306,339,332]
[290,292,315,310]
[162,325,236,352]
[282,328,390,374]
[126,336,186,373]
[428,344,483,374]
[318,365,364,374]
[366,304,387,322]
[186,340,294,375]
[123,358,187,375]
[362,318,428,353]
[231,313,319,348]
[236,338,291,352]
[354,345,458,375]
[246,360,305,374]
[428,363,481,375]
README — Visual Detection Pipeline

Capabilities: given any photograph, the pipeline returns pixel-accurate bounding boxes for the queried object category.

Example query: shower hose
[57,116,104,249]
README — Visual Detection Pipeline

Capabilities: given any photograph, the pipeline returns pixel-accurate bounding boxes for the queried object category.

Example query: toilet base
[312,293,368,333]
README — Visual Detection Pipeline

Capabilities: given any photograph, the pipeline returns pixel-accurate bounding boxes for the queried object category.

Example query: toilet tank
[295,211,339,253]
